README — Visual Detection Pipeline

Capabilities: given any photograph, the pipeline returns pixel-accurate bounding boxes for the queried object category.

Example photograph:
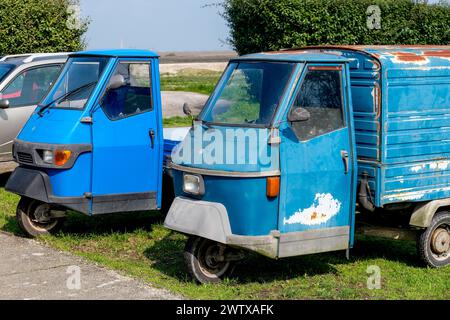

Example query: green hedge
[0,0,89,54]
[223,0,450,54]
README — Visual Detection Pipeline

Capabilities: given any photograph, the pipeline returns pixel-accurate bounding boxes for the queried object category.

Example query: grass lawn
[160,69,222,95]
[0,174,449,300]
[163,116,192,128]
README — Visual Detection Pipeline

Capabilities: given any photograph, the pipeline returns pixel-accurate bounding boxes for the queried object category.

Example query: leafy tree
[0,0,89,54]
[222,0,450,54]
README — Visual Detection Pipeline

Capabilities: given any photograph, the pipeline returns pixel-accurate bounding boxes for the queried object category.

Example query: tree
[222,0,450,55]
[0,0,89,54]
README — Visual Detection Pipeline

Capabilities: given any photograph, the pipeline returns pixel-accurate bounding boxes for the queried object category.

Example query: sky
[79,0,231,52]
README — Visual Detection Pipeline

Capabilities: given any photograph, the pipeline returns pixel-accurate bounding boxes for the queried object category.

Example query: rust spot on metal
[308,66,342,71]
[390,52,428,62]
[423,50,450,59]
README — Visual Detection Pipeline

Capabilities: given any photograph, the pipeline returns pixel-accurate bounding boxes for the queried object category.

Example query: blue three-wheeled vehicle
[6,50,186,236]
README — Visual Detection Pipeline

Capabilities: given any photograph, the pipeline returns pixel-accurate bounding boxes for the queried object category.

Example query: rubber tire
[16,197,64,238]
[417,211,450,268]
[184,236,233,284]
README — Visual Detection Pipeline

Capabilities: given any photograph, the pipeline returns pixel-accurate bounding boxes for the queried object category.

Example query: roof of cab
[235,51,348,63]
[71,49,159,58]
[241,45,450,69]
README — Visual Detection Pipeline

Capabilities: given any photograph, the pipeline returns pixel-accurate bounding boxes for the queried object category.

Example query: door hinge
[80,117,93,124]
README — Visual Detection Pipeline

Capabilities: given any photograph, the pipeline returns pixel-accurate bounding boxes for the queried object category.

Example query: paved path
[162,91,208,118]
[0,232,181,300]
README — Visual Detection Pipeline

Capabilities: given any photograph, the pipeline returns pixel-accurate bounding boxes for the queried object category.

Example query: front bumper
[5,167,89,213]
[165,197,350,259]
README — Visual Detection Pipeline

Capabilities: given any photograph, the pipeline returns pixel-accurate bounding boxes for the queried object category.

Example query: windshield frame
[39,56,111,111]
[198,60,298,129]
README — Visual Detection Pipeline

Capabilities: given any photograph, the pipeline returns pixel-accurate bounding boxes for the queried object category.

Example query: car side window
[101,62,152,120]
[290,67,345,141]
[0,65,62,108]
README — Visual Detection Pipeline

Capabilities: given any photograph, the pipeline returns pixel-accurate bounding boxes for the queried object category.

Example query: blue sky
[79,0,230,51]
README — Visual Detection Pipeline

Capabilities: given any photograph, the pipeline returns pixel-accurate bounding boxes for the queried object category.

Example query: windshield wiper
[38,81,97,117]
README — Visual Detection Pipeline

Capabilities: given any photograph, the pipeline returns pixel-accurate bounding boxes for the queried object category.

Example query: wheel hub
[33,204,52,223]
[431,228,450,255]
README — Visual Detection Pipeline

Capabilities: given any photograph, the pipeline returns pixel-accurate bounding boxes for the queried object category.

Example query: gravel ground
[0,232,182,300]
[162,91,208,118]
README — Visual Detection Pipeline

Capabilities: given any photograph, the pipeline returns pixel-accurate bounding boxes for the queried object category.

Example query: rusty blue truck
[164,46,450,283]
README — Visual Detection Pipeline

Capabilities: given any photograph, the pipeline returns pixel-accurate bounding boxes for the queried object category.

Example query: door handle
[341,150,349,174]
[149,129,155,149]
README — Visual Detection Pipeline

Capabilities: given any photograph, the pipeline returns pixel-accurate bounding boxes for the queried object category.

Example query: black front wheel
[184,236,235,284]
[16,197,64,238]
[417,211,450,268]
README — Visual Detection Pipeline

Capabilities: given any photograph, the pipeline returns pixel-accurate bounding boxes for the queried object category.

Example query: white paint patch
[411,164,425,173]
[410,161,450,173]
[284,193,341,225]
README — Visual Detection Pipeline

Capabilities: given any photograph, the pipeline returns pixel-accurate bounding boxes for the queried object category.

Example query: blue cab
[164,46,450,283]
[6,49,185,236]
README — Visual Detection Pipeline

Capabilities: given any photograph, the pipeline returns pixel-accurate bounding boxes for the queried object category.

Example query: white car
[0,53,69,171]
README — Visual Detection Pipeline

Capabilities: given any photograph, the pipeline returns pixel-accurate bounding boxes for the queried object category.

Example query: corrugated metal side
[381,65,450,204]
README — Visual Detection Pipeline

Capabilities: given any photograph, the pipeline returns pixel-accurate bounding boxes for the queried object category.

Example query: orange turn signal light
[54,150,72,166]
[266,177,280,198]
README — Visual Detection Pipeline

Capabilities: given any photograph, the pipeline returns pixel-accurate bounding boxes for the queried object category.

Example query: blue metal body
[325,46,450,206]
[13,49,171,215]
[170,50,358,244]
[169,46,450,253]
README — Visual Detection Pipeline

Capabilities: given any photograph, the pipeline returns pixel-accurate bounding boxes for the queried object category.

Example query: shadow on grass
[56,210,165,237]
[144,232,421,284]
[4,206,164,238]
[144,233,345,284]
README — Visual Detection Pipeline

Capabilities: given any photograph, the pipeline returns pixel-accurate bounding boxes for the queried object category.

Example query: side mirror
[183,102,193,117]
[288,107,310,122]
[108,74,126,90]
[0,99,10,109]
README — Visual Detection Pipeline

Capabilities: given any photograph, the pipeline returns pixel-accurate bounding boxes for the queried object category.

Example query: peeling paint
[411,164,425,173]
[410,161,450,173]
[389,52,430,65]
[284,193,341,225]
[384,186,450,202]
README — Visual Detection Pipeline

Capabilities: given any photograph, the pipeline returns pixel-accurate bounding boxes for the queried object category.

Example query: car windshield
[41,56,110,110]
[0,64,14,82]
[200,61,296,126]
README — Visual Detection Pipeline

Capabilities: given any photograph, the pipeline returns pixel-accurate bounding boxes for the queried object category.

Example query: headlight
[183,174,204,196]
[43,150,53,164]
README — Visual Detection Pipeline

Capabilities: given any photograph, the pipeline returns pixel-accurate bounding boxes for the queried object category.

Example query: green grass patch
[163,116,192,128]
[160,69,222,95]
[1,173,449,300]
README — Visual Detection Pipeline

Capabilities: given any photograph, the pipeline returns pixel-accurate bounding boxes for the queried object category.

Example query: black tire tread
[417,211,450,268]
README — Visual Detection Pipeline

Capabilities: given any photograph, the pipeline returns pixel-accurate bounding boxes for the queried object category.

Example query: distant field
[159,51,236,64]
[160,69,222,95]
